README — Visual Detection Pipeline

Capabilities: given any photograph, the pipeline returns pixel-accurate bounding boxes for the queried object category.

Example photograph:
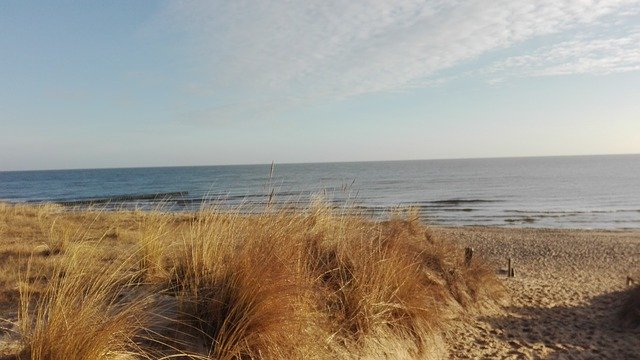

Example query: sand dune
[1,204,638,359]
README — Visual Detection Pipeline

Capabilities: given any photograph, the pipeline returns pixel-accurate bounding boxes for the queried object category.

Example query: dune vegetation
[0,201,505,359]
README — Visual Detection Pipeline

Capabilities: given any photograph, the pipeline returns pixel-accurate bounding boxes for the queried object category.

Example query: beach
[437,227,640,358]
[4,0,640,358]
[0,205,639,359]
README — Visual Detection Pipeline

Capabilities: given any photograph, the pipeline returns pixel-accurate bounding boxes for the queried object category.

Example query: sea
[1,154,639,229]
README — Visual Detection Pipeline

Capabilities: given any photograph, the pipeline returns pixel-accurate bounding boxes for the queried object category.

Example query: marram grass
[0,202,505,359]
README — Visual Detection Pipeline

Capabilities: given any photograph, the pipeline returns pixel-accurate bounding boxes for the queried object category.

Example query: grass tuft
[18,247,154,360]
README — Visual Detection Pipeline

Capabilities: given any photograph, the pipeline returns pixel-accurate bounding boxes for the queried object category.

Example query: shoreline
[3,200,640,232]
[440,225,640,233]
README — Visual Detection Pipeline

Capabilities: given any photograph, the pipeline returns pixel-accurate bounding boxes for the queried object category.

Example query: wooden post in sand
[507,258,514,278]
[627,276,635,286]
[464,247,474,267]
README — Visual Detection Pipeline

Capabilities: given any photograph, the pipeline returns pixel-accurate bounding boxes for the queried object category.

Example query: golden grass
[0,202,505,359]
[18,251,153,360]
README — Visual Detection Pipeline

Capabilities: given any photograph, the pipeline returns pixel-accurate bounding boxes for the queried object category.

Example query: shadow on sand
[480,289,640,359]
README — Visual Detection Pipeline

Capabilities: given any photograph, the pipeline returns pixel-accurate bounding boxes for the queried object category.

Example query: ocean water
[1,154,639,229]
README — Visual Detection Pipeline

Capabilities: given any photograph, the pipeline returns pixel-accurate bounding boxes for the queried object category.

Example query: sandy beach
[3,0,640,358]
[1,206,639,359]
[436,227,640,359]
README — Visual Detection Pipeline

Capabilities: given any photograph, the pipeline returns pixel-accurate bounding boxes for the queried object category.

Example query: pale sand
[435,227,640,359]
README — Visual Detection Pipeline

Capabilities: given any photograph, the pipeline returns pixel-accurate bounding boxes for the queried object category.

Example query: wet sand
[435,227,640,359]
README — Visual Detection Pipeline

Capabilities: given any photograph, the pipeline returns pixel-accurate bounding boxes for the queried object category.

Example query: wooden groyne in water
[54,191,188,206]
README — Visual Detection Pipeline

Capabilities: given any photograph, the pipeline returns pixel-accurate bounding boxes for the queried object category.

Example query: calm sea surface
[1,155,639,229]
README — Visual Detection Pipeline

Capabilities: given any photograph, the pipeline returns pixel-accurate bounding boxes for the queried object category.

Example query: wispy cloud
[486,30,640,81]
[160,0,640,123]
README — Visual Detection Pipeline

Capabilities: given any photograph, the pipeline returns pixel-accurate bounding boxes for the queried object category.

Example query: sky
[1,0,639,171]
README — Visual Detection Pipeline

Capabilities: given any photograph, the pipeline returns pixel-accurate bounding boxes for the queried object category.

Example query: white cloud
[487,30,640,79]
[160,0,640,122]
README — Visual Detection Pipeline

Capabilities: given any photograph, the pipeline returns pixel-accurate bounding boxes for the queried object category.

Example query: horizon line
[2,152,639,173]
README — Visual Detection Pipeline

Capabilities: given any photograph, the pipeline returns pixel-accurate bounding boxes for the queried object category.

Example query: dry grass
[0,202,505,359]
[17,250,154,360]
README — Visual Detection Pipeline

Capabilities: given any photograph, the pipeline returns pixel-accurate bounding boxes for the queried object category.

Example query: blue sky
[1,0,639,171]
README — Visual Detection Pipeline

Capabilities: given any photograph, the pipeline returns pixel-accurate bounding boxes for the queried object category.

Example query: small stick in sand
[627,276,635,286]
